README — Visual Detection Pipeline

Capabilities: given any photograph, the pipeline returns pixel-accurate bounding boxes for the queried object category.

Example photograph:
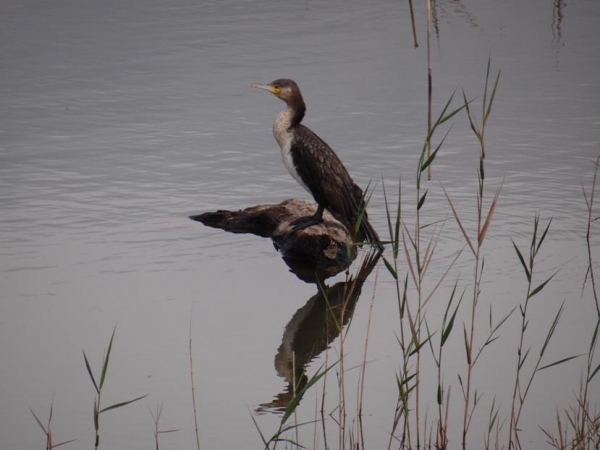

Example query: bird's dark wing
[291,125,380,245]
[291,125,363,226]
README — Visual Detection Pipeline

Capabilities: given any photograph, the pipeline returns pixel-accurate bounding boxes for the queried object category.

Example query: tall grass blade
[589,363,600,382]
[83,351,99,395]
[422,128,452,174]
[535,217,553,256]
[249,409,269,448]
[382,177,402,257]
[394,178,402,257]
[100,326,117,390]
[281,361,337,425]
[402,220,417,253]
[382,179,394,253]
[474,306,516,364]
[100,395,148,414]
[278,420,318,436]
[519,347,531,370]
[484,69,501,125]
[511,239,531,282]
[383,256,398,280]
[529,215,540,271]
[443,188,476,257]
[589,319,599,354]
[478,177,503,245]
[435,92,466,127]
[420,138,441,173]
[462,90,480,138]
[401,227,418,288]
[540,303,564,357]
[538,355,580,372]
[409,334,433,357]
[29,408,48,434]
[463,325,471,365]
[528,271,558,299]
[417,190,428,210]
[396,372,418,396]
[482,58,491,119]
[441,298,462,348]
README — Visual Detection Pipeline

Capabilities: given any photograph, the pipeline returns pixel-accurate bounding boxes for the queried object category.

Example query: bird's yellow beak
[252,83,281,96]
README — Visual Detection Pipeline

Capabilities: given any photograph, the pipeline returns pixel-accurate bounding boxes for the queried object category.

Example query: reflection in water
[552,0,566,69]
[432,0,482,36]
[258,250,382,413]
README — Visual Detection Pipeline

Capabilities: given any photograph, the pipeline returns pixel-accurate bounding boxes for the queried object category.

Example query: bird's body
[252,78,380,246]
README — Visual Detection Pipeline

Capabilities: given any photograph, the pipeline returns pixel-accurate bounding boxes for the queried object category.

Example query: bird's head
[252,78,303,106]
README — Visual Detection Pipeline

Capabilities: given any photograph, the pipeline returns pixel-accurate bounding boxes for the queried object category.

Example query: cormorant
[252,78,380,247]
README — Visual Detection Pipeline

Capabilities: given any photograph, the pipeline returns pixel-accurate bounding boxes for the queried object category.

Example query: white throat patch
[273,109,311,194]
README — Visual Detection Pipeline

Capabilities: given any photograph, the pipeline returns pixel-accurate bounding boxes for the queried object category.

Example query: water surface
[1,0,599,448]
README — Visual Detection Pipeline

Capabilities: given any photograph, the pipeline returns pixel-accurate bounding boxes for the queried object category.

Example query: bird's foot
[290,215,322,232]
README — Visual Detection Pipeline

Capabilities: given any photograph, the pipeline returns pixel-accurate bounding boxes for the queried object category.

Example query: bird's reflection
[257,249,381,413]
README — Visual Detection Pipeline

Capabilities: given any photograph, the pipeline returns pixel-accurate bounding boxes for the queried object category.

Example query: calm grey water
[1,0,599,448]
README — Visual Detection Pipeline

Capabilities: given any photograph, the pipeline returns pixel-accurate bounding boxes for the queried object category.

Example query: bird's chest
[272,116,310,194]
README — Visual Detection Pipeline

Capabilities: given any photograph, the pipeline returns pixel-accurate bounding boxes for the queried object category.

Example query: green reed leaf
[83,351,99,395]
[281,361,337,425]
[383,256,397,280]
[511,239,531,282]
[442,305,459,348]
[540,303,564,357]
[528,271,558,299]
[417,190,428,210]
[249,409,268,448]
[535,217,553,257]
[99,395,148,414]
[484,68,501,126]
[589,363,600,382]
[100,326,117,390]
[538,355,580,372]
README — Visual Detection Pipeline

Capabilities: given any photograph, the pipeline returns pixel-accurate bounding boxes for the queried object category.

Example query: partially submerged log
[190,199,358,280]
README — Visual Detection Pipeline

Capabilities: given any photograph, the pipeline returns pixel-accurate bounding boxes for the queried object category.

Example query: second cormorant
[252,78,380,247]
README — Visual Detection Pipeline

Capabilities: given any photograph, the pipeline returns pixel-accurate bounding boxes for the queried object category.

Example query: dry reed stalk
[30,402,76,450]
[356,267,378,450]
[426,0,433,182]
[189,307,202,450]
[150,403,180,450]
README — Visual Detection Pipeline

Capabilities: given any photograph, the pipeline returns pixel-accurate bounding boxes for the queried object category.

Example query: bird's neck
[272,101,305,149]
[273,108,293,150]
[289,98,306,127]
[277,98,306,129]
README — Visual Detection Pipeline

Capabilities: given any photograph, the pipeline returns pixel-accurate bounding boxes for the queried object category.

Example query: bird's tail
[350,181,383,251]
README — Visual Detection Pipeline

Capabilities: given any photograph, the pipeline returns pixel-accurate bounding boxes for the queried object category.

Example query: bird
[252,78,381,248]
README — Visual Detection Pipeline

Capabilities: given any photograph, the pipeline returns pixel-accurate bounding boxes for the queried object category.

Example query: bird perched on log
[252,78,381,248]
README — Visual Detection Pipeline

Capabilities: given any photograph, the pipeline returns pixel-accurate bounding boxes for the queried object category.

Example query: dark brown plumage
[252,78,380,247]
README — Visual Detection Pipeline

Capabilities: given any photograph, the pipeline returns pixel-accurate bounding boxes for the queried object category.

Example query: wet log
[190,199,358,279]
